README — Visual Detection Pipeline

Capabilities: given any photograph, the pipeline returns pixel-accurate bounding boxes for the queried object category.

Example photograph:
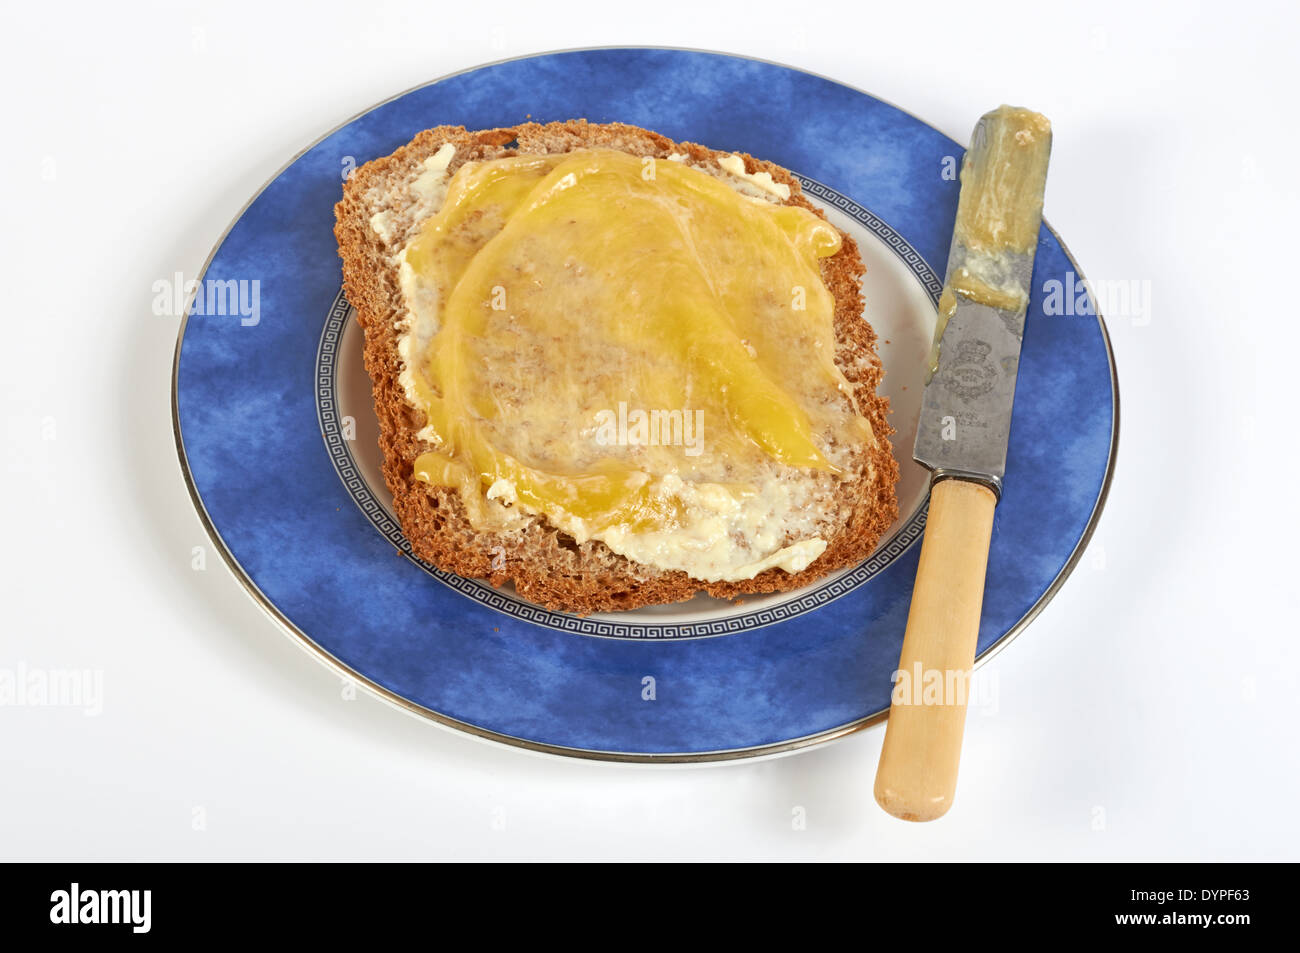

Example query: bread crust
[334,120,898,613]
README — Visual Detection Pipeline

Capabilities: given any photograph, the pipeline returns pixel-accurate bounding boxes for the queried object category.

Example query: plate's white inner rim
[315,175,936,640]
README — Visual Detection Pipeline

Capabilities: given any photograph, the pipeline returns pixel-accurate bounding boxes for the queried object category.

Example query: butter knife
[874,105,1052,822]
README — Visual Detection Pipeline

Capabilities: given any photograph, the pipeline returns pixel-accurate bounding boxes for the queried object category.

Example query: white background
[3,0,1296,861]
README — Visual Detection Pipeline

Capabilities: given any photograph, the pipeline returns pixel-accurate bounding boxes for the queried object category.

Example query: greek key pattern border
[316,180,936,640]
[797,176,945,301]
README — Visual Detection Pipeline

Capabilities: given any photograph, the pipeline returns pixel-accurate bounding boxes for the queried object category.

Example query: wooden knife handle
[874,478,997,822]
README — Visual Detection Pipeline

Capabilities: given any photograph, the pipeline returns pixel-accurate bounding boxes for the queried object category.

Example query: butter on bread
[334,120,898,613]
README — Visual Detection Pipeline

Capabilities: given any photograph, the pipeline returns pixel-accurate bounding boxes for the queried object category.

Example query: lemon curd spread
[390,147,875,582]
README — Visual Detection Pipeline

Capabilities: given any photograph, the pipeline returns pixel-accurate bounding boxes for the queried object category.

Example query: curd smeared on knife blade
[930,106,1052,375]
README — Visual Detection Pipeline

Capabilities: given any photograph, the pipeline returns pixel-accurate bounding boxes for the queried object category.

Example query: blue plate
[173,48,1117,761]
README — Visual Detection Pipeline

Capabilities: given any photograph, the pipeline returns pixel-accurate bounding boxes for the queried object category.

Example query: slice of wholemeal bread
[334,120,898,614]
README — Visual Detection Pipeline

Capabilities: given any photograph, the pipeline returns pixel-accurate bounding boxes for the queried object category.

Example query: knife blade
[914,105,1052,494]
[874,105,1051,822]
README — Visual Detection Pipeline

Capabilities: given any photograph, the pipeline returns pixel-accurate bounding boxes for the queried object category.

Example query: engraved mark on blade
[943,340,997,400]
[913,302,1023,481]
